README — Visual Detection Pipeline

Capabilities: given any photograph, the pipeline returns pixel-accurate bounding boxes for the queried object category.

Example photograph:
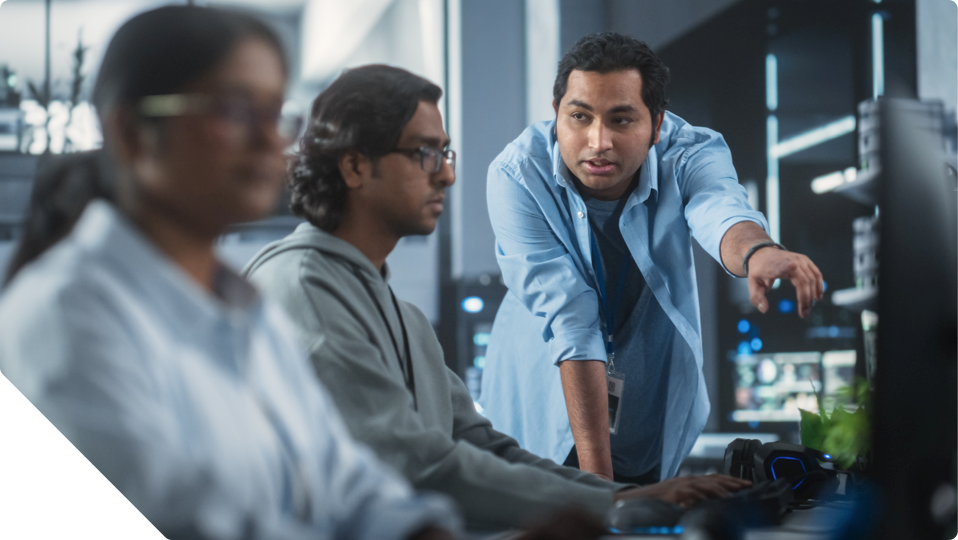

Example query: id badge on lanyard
[590,229,629,436]
[606,341,625,435]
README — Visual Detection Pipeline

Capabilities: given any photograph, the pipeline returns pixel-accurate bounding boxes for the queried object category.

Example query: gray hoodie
[244,223,624,530]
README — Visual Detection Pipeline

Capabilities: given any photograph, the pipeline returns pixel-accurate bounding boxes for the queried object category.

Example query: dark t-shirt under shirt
[579,185,674,478]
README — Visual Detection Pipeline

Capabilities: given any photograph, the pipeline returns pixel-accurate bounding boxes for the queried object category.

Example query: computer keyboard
[604,479,796,536]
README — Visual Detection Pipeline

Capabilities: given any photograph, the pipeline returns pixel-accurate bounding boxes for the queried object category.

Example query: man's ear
[652,111,665,145]
[552,99,558,114]
[338,150,371,189]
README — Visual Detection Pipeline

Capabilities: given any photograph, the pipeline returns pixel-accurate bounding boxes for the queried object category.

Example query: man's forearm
[720,221,772,277]
[559,359,613,479]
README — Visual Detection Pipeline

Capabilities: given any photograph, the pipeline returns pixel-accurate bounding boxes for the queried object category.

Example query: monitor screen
[822,350,856,395]
[731,352,821,422]
[730,350,857,422]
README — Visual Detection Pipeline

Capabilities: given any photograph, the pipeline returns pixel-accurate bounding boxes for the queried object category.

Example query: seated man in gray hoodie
[244,64,749,531]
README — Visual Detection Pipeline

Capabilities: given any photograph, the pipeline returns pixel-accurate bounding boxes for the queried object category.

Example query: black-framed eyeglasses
[388,146,457,174]
[138,93,304,145]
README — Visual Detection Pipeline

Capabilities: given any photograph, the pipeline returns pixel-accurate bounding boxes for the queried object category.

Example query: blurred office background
[0,0,955,461]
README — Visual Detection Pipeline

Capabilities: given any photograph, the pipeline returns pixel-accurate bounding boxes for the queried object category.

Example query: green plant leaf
[821,405,871,470]
[804,375,872,471]
[799,408,826,451]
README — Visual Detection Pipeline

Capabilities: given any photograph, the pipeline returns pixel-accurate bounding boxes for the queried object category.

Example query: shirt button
[577,211,585,218]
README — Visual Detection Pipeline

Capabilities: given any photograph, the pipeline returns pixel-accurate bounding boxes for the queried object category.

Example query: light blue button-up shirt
[0,201,460,540]
[479,113,768,480]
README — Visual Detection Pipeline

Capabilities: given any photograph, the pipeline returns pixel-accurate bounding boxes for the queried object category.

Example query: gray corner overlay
[0,377,163,540]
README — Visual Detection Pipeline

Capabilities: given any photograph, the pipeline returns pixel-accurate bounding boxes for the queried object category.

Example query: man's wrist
[573,445,614,478]
[742,241,787,277]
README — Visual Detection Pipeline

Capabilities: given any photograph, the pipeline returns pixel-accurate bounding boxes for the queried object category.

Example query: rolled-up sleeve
[487,159,606,364]
[674,131,769,275]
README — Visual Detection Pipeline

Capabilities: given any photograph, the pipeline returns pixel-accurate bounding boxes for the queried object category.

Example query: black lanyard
[350,266,417,410]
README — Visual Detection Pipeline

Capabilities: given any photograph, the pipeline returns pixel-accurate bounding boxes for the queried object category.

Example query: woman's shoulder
[9,248,140,358]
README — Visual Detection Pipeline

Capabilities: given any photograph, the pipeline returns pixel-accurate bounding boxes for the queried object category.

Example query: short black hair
[553,32,670,120]
[289,65,443,232]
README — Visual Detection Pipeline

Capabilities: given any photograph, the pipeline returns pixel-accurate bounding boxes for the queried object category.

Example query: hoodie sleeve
[295,358,463,540]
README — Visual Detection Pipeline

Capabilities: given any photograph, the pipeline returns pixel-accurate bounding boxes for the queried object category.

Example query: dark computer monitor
[873,98,957,539]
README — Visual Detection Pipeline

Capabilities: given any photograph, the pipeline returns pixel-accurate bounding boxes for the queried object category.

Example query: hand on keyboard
[614,474,752,509]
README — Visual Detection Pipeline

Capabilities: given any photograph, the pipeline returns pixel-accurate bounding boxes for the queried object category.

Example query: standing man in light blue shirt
[479,33,824,484]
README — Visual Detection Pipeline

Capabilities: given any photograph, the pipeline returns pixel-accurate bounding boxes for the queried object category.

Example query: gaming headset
[724,439,856,500]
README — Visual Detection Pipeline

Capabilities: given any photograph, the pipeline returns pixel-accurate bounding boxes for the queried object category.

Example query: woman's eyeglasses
[139,93,304,146]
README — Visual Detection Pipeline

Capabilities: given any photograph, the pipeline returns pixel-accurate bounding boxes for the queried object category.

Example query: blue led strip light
[608,526,685,535]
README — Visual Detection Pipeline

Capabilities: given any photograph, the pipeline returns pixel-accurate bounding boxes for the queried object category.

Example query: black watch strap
[742,241,787,277]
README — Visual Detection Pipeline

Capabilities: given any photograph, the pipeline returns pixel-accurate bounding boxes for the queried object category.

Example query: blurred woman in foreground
[0,6,460,540]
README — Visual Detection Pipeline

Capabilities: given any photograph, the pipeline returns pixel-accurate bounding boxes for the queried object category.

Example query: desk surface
[468,502,853,540]
[598,502,851,540]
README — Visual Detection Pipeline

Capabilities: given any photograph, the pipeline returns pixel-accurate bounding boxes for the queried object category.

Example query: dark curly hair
[289,65,443,232]
[553,32,670,120]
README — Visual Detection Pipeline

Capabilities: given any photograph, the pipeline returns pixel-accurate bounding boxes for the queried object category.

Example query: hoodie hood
[243,222,389,283]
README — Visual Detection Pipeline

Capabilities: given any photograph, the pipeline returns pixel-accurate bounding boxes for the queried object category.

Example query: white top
[0,200,460,540]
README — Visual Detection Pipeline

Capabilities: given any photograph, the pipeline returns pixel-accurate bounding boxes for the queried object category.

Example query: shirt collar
[633,145,659,205]
[549,122,570,189]
[73,200,262,321]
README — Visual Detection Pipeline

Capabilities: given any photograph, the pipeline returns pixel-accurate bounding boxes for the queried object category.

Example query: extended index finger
[748,275,771,313]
